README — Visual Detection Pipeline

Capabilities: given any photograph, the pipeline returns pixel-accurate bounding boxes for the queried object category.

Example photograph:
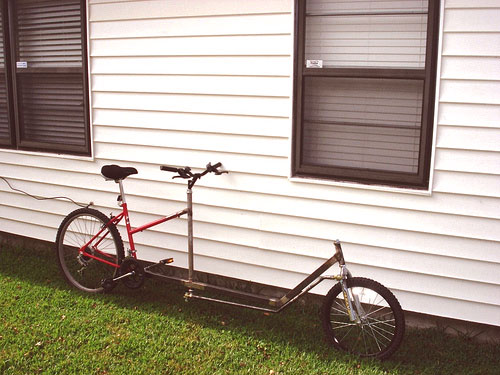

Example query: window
[293,0,440,188]
[0,0,90,156]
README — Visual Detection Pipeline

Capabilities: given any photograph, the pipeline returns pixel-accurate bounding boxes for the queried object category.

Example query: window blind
[16,0,83,69]
[0,0,89,155]
[0,4,10,143]
[18,73,86,146]
[13,0,89,153]
[305,0,428,68]
[302,77,423,173]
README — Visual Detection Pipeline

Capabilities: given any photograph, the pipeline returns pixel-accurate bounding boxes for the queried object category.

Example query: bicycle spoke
[57,209,123,293]
[366,321,394,342]
[330,321,358,330]
[323,278,404,359]
[366,323,383,352]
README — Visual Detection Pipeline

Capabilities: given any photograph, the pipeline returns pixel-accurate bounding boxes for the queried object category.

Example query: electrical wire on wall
[0,176,91,208]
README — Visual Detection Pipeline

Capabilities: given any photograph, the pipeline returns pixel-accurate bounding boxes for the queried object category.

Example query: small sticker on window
[16,61,28,68]
[306,60,323,68]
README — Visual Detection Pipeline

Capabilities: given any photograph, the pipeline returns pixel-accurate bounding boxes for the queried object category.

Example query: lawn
[1,243,498,375]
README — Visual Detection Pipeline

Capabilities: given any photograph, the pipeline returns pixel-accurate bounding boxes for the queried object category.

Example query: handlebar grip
[160,165,179,173]
[212,162,222,169]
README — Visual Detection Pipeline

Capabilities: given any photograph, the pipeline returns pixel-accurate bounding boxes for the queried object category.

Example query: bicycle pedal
[159,258,174,265]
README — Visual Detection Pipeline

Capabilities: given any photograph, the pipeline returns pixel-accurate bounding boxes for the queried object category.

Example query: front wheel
[55,208,125,293]
[322,277,405,360]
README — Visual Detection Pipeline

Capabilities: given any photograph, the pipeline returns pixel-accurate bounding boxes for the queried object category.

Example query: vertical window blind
[294,0,438,187]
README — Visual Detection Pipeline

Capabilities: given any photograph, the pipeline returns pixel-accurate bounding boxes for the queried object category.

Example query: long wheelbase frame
[57,162,405,359]
[82,178,351,313]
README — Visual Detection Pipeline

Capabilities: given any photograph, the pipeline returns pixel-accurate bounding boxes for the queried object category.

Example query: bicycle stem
[187,187,194,282]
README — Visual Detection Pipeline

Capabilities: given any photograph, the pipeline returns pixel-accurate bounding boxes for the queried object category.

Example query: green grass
[1,243,499,375]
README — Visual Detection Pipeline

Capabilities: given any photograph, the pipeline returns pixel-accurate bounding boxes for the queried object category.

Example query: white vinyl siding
[0,0,499,327]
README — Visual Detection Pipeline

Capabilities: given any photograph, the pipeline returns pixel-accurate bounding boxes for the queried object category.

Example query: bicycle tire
[55,208,125,293]
[322,277,405,360]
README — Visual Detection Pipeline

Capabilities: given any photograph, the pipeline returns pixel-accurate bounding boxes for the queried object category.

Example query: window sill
[288,175,432,196]
[0,148,94,162]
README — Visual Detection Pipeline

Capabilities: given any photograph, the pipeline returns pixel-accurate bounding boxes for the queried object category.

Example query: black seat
[101,165,138,181]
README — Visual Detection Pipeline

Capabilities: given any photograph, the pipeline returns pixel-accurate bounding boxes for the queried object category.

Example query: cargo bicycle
[55,162,405,359]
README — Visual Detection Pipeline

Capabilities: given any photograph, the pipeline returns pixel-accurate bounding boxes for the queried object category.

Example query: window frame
[0,0,91,156]
[292,0,440,189]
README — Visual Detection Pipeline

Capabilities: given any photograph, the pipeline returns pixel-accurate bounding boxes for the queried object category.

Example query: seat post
[117,179,127,204]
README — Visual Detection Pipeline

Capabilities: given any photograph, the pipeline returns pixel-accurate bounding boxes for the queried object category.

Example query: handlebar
[160,165,179,173]
[160,162,227,188]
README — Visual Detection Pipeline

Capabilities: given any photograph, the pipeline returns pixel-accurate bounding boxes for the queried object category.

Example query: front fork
[334,241,362,323]
[339,265,361,323]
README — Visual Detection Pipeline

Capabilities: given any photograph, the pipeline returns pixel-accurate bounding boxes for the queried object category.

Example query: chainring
[119,257,145,289]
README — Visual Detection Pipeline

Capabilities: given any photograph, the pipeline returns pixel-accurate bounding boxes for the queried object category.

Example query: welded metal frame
[92,167,352,313]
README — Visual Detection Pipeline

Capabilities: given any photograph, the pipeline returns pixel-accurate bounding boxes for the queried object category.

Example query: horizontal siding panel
[442,32,500,56]
[441,56,500,81]
[445,0,500,9]
[395,289,500,326]
[2,150,500,222]
[90,56,292,76]
[2,194,500,304]
[93,126,289,157]
[444,8,500,32]
[2,164,500,260]
[345,243,500,286]
[436,125,500,152]
[3,178,500,268]
[93,143,290,177]
[348,264,500,308]
[191,190,500,242]
[440,80,500,105]
[93,109,290,137]
[90,35,291,57]
[92,75,291,97]
[434,149,500,175]
[0,218,57,244]
[92,92,291,118]
[89,0,292,21]
[438,103,500,128]
[90,14,292,39]
[5,168,500,263]
[433,171,500,198]
[4,160,485,243]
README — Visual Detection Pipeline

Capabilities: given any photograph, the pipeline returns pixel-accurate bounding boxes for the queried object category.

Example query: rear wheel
[322,277,405,360]
[55,208,124,293]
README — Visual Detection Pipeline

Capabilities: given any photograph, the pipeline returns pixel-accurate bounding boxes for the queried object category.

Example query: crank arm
[111,270,135,282]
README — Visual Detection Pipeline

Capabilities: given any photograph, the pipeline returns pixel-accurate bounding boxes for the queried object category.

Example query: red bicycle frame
[79,197,188,268]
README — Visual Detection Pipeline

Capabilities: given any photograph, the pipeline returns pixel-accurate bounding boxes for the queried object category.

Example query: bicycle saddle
[101,165,138,181]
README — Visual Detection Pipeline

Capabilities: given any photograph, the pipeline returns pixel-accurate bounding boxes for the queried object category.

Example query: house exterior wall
[0,0,499,326]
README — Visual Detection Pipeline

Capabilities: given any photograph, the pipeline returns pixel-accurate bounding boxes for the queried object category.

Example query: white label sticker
[16,61,28,68]
[306,59,323,68]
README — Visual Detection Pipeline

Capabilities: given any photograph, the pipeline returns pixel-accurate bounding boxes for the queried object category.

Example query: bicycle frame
[79,180,188,266]
[83,178,352,313]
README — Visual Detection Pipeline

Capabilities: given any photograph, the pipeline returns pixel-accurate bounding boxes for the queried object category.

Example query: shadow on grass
[1,243,499,375]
